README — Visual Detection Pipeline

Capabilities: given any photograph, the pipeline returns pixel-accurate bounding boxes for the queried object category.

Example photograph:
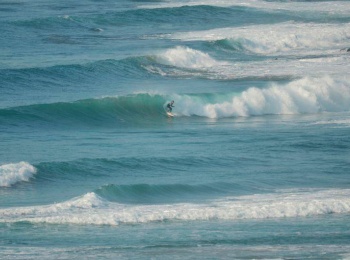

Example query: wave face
[0,162,37,187]
[1,189,350,225]
[0,94,169,128]
[139,0,350,15]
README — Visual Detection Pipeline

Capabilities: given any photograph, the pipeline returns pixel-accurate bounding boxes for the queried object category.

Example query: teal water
[1,0,350,259]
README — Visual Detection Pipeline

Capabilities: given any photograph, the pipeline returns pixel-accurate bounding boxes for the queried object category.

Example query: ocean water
[1,0,350,259]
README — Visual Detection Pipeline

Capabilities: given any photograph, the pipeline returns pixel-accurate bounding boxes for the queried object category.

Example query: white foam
[155,46,228,69]
[147,23,350,79]
[1,188,350,225]
[147,51,350,80]
[172,76,350,118]
[0,162,37,187]
[313,118,350,127]
[169,22,350,56]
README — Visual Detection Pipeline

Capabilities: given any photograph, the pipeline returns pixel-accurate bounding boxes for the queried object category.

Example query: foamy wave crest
[170,22,350,55]
[0,162,37,187]
[1,189,350,225]
[174,77,350,118]
[155,46,227,69]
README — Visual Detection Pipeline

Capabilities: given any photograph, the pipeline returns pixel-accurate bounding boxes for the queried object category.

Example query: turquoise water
[1,0,350,259]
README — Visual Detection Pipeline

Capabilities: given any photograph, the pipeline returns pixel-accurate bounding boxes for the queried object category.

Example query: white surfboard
[166,111,174,117]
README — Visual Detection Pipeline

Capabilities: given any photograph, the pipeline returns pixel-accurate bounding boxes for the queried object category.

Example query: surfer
[166,100,175,112]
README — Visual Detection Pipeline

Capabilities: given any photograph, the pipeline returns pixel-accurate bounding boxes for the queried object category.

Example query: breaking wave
[0,162,37,187]
[1,188,350,225]
[1,76,350,127]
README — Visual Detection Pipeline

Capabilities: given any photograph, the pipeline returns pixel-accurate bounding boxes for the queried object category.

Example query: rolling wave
[144,45,350,80]
[1,76,350,127]
[1,188,350,225]
[0,94,168,128]
[139,0,350,16]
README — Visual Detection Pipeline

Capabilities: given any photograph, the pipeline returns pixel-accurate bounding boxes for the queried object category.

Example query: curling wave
[1,76,350,128]
[0,162,37,187]
[173,76,350,118]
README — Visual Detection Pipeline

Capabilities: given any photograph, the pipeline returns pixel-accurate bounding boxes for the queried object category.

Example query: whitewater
[1,0,350,259]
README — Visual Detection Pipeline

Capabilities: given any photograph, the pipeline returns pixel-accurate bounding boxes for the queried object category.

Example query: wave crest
[155,46,227,69]
[0,162,37,187]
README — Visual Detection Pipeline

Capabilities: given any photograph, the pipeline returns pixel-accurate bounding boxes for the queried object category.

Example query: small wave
[0,93,170,128]
[0,162,37,187]
[1,189,350,225]
[139,0,350,15]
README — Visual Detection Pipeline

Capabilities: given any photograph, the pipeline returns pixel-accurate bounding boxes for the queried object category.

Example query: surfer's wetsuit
[167,101,174,112]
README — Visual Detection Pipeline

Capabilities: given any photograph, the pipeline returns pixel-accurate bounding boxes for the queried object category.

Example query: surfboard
[166,111,174,117]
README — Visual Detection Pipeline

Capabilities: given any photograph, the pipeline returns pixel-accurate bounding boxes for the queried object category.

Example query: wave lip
[0,162,37,187]
[1,189,350,225]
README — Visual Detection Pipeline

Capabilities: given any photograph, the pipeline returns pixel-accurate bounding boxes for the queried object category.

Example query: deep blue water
[1,0,350,259]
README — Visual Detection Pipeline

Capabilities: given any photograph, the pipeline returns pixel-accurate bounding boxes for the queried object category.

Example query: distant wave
[8,5,272,30]
[139,0,350,15]
[1,76,350,127]
[0,56,153,84]
[0,162,37,187]
[1,188,350,225]
[169,22,350,56]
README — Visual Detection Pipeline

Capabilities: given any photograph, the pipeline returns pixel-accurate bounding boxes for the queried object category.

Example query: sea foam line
[0,162,37,187]
[1,189,350,225]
